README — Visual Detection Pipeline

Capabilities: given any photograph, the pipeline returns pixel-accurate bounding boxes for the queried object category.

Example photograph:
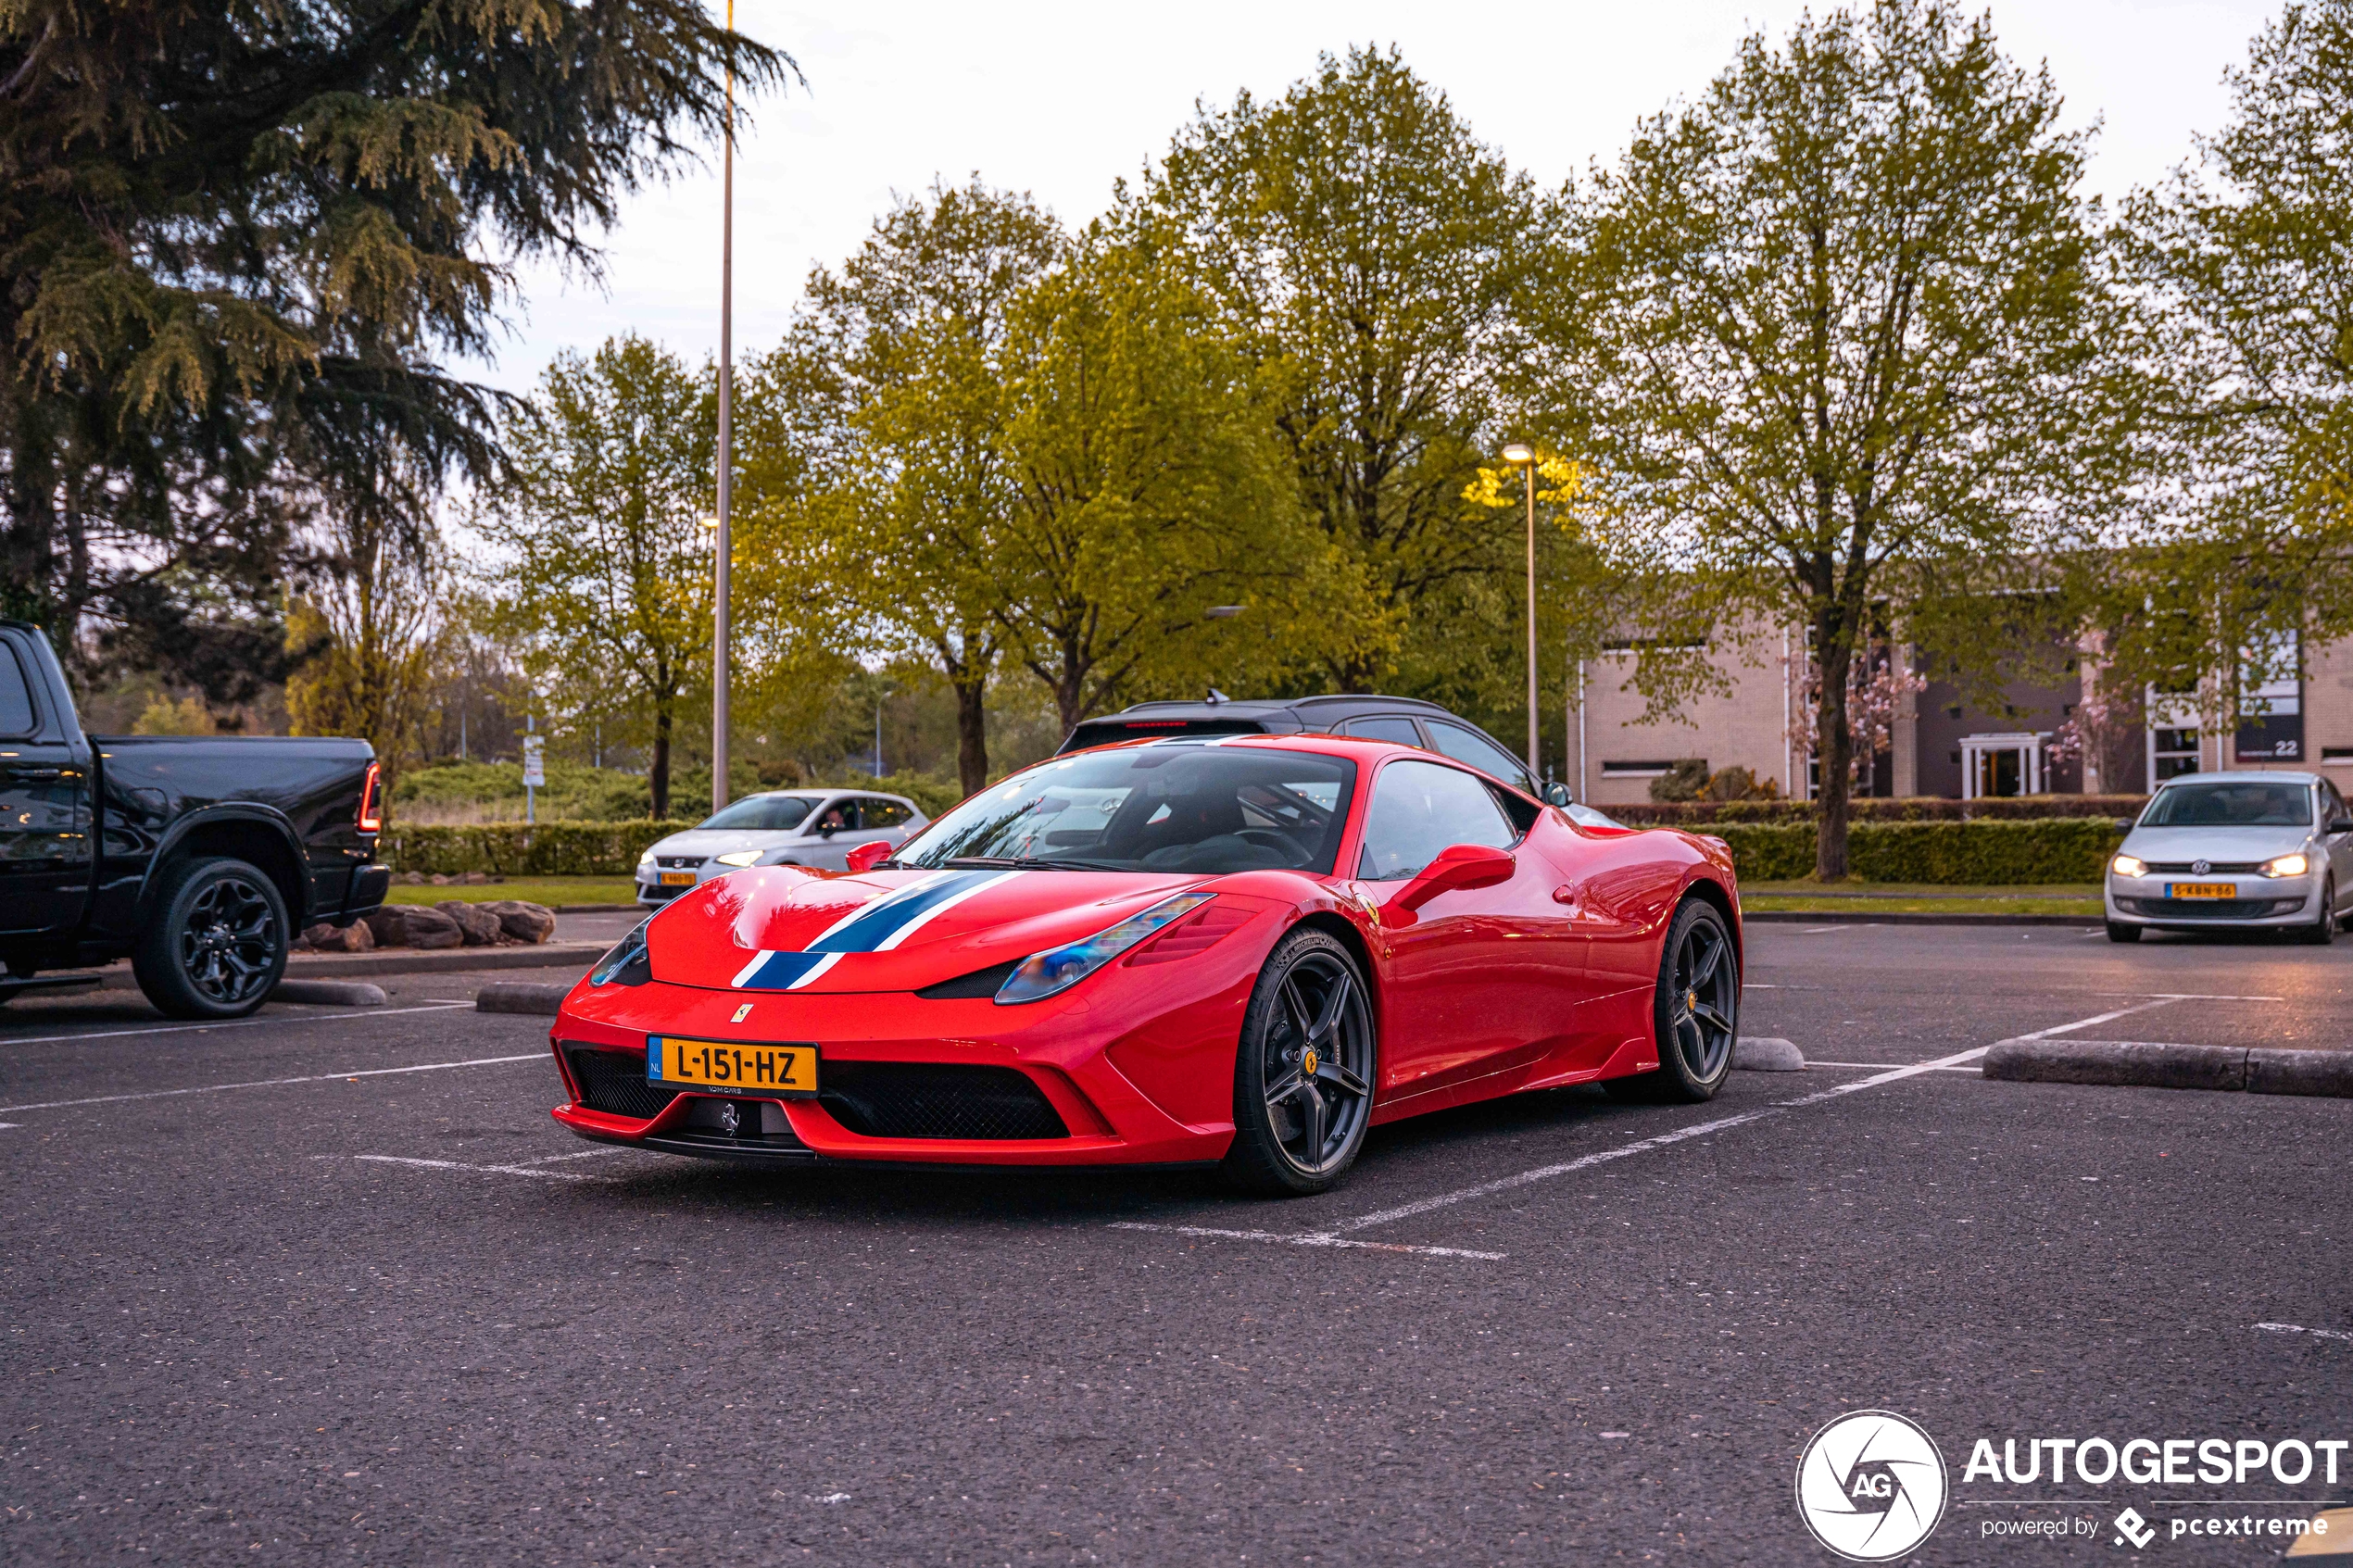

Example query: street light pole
[711,0,736,816]
[1502,444,1539,772]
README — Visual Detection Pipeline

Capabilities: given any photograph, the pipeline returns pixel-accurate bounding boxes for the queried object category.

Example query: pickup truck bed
[0,621,390,1017]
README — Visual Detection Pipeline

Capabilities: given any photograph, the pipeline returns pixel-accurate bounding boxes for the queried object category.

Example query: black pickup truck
[0,621,391,1019]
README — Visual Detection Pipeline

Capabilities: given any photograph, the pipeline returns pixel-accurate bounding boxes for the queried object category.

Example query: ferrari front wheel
[1611,897,1738,1103]
[1222,929,1377,1197]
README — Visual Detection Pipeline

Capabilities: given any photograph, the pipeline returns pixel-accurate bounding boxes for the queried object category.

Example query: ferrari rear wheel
[1610,898,1738,1103]
[1222,929,1377,1197]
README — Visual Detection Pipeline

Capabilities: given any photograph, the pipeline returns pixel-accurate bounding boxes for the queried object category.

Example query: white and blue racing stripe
[728,869,1025,990]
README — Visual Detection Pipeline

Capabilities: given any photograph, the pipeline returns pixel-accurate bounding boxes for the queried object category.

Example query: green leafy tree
[2102,0,2353,724]
[477,336,715,820]
[0,0,788,692]
[284,510,447,802]
[1142,46,1537,694]
[781,181,1064,794]
[1558,0,2131,874]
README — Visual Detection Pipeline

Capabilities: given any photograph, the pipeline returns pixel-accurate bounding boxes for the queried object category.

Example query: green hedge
[379,821,695,877]
[1611,795,2147,827]
[1685,819,2123,884]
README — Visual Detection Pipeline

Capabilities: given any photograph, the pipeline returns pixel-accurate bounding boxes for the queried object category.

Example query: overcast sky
[468,0,2281,395]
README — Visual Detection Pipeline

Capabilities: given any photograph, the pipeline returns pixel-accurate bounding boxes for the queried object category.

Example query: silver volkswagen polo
[635,789,931,907]
[2105,771,2353,943]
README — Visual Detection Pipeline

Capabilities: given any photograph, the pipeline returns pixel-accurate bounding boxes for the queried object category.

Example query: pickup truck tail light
[357,761,383,834]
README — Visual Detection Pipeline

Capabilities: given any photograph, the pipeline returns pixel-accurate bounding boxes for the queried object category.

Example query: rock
[459,871,489,885]
[361,907,408,947]
[1733,1036,1806,1072]
[436,899,504,947]
[399,905,465,950]
[299,922,338,949]
[430,872,452,885]
[321,920,375,953]
[479,899,558,945]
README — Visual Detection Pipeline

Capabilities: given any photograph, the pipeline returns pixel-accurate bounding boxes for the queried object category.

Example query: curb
[390,899,642,914]
[477,981,572,1017]
[271,979,389,1008]
[1983,1038,2353,1098]
[1746,910,2103,927]
[1734,1035,1806,1072]
[85,942,608,992]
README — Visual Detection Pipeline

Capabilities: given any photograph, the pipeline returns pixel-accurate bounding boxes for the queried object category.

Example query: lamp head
[1501,443,1535,465]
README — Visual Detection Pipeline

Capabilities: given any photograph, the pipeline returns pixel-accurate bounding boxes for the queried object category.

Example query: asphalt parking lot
[3,925,2347,1564]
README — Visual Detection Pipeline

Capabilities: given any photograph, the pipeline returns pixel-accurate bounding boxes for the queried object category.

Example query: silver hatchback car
[2105,771,2353,943]
[635,789,931,907]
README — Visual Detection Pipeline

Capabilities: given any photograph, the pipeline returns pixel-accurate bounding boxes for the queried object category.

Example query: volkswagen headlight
[2110,853,2146,879]
[2260,851,2310,878]
[636,847,657,869]
[994,892,1217,1005]
[713,849,762,868]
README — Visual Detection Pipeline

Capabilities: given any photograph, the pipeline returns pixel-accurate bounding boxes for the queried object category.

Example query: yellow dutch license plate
[659,870,695,887]
[2167,882,2236,899]
[648,1036,818,1097]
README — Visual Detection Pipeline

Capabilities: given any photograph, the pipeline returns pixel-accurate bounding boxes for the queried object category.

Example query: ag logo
[1794,1411,1948,1561]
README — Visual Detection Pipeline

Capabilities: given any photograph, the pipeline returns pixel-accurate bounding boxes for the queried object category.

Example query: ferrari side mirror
[845,840,892,873]
[1544,783,1573,808]
[1390,842,1516,914]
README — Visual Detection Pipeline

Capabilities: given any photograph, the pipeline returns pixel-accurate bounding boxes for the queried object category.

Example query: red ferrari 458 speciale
[547,734,1742,1194]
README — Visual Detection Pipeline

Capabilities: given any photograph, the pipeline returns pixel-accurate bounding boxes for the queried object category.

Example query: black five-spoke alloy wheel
[133,856,291,1020]
[1224,929,1377,1196]
[1615,897,1740,1102]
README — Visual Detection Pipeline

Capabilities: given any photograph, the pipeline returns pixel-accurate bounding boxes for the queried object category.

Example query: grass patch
[385,876,638,909]
[1743,880,2100,900]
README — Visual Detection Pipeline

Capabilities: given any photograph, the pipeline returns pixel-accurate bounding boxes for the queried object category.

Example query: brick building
[1567,628,2353,809]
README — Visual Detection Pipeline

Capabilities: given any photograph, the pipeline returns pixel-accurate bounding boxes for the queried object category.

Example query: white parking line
[0,1047,542,1114]
[1805,1060,1982,1071]
[2255,1322,2353,1345]
[1107,1223,1504,1261]
[352,1148,626,1182]
[1328,997,2189,1236]
[0,1000,473,1049]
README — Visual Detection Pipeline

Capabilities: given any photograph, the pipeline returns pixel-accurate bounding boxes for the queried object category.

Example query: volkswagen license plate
[2166,882,2236,899]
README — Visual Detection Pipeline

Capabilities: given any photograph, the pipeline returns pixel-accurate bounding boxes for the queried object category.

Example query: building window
[1600,760,1679,779]
[2152,726,2200,782]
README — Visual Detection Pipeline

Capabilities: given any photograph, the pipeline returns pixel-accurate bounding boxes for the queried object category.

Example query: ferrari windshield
[2142,780,2313,828]
[899,744,1358,874]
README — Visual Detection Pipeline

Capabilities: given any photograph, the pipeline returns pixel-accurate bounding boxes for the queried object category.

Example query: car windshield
[899,744,1358,874]
[698,794,816,832]
[2142,780,2312,828]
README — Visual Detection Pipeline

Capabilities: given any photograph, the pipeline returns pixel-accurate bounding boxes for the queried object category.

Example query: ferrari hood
[642,865,1216,994]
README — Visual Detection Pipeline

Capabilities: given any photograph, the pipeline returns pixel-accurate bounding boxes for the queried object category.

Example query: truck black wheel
[133,857,289,1019]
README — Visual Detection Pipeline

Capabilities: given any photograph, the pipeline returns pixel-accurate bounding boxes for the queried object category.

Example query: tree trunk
[952,677,988,800]
[1813,613,1856,881]
[650,705,672,822]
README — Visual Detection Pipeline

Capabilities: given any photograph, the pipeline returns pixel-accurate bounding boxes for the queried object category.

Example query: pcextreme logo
[1795,1411,1951,1562]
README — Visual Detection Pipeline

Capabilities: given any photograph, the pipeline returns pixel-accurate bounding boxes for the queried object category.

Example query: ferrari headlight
[2110,853,2146,879]
[712,849,762,868]
[588,919,652,986]
[2260,851,2309,878]
[994,891,1218,1006]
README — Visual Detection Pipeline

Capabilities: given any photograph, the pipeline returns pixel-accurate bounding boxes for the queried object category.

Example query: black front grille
[657,855,707,870]
[2145,861,2263,874]
[563,1046,683,1121]
[2116,897,2303,920]
[819,1063,1068,1141]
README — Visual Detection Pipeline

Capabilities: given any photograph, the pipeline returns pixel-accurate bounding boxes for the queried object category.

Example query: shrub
[1648,759,1710,802]
[1674,818,2122,884]
[1608,795,2145,827]
[379,821,693,877]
